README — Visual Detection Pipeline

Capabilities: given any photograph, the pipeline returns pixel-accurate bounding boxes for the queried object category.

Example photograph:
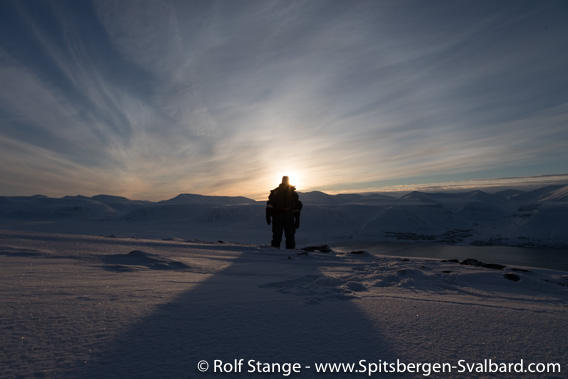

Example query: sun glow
[274,171,305,190]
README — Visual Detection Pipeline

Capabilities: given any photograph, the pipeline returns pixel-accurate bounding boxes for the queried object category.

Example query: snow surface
[1,186,568,377]
[1,230,567,378]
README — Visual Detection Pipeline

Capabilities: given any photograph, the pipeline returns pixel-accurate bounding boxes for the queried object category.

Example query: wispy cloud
[367,174,568,195]
[1,0,567,199]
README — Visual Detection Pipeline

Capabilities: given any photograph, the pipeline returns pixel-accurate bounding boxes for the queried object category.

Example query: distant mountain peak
[92,194,132,202]
[162,193,255,205]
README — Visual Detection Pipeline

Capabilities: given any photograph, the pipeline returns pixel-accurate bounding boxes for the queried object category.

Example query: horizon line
[2,173,567,202]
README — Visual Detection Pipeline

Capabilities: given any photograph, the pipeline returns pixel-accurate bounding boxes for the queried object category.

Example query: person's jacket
[266,184,302,227]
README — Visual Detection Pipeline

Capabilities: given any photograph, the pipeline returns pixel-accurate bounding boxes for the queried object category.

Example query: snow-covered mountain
[1,185,567,247]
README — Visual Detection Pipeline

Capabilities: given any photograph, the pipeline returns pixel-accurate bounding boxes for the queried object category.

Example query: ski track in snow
[1,230,567,378]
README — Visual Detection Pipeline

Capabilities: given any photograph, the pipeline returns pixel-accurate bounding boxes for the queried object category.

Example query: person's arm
[294,200,302,229]
[266,202,273,225]
[266,191,275,225]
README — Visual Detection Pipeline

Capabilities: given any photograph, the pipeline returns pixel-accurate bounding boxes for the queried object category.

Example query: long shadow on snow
[71,247,399,379]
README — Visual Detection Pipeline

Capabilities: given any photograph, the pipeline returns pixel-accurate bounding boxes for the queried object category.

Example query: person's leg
[271,215,284,248]
[284,213,296,249]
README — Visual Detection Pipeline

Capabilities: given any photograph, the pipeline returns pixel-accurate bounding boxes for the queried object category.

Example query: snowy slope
[0,195,117,220]
[507,185,566,203]
[160,193,256,205]
[0,186,567,247]
[1,231,566,378]
[539,186,568,202]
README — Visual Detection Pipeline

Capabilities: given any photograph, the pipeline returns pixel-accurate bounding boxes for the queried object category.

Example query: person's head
[281,176,289,185]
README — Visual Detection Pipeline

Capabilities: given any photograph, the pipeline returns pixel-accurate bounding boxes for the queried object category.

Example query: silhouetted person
[266,176,302,249]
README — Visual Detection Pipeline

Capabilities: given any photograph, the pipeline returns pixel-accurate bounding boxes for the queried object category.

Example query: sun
[274,171,304,190]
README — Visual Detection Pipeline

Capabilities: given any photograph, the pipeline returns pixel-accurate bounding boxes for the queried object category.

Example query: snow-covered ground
[1,186,567,377]
[1,185,568,247]
[1,230,567,378]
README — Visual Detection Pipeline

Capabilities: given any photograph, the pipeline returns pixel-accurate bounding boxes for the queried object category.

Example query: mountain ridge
[1,185,567,247]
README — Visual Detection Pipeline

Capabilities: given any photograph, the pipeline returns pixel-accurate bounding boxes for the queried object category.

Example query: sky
[1,0,567,201]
